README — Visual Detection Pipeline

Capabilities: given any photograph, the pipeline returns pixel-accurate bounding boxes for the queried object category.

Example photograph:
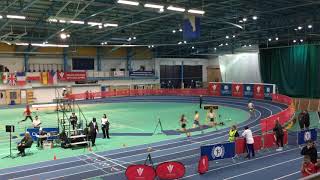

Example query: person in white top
[242,126,255,159]
[101,114,110,139]
[207,108,216,127]
[32,116,41,128]
[193,111,200,128]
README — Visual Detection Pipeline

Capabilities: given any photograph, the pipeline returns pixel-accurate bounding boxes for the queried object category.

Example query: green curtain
[260,45,320,98]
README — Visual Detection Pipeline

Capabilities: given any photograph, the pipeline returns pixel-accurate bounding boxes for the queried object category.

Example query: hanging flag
[41,72,48,85]
[2,72,8,84]
[183,14,200,40]
[48,71,57,85]
[26,72,41,81]
[8,73,16,86]
[16,72,26,86]
[52,71,58,85]
[0,72,2,84]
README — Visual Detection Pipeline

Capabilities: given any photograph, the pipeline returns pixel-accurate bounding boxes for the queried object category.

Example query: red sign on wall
[125,164,156,180]
[58,71,87,81]
[253,84,264,99]
[208,83,221,96]
[232,83,244,97]
[156,161,185,180]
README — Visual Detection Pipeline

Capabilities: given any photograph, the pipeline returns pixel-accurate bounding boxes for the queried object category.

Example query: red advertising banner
[232,83,244,97]
[58,71,87,81]
[208,82,221,96]
[253,84,265,99]
[125,164,156,180]
[156,161,185,180]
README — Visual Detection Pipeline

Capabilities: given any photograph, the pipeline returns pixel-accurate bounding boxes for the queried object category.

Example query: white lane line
[223,157,302,180]
[183,147,300,179]
[0,100,270,177]
[273,171,301,180]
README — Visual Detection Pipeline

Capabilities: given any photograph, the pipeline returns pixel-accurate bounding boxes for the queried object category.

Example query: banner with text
[58,72,87,81]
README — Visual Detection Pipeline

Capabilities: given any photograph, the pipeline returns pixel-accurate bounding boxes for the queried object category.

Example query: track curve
[0,96,287,180]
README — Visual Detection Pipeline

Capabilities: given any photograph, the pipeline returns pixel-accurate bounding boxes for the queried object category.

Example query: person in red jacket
[301,155,317,177]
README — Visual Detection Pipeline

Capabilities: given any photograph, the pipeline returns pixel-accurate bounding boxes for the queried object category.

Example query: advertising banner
[58,72,87,81]
[208,82,221,96]
[253,84,264,99]
[200,142,235,161]
[232,83,244,97]
[243,84,254,98]
[220,83,232,96]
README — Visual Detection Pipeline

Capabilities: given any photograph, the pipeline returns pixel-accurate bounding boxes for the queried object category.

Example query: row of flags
[0,72,58,86]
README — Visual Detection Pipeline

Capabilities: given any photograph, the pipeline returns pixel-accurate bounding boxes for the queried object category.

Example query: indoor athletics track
[0,96,303,180]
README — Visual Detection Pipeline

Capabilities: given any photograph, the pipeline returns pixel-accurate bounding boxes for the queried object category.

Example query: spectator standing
[273,119,284,151]
[242,126,255,159]
[101,114,110,139]
[303,110,310,129]
[88,118,99,146]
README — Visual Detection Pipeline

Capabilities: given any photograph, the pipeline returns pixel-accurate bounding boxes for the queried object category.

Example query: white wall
[219,52,261,83]
[155,58,209,82]
[0,55,24,72]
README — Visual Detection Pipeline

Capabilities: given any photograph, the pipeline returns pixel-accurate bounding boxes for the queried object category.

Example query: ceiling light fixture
[172,30,176,33]
[104,23,118,27]
[178,41,182,45]
[293,40,297,43]
[242,18,247,22]
[0,15,3,19]
[187,9,205,15]
[300,39,304,42]
[192,46,195,49]
[133,36,136,40]
[60,33,67,39]
[252,16,258,20]
[226,35,229,39]
[48,18,58,22]
[31,43,69,48]
[308,25,313,29]
[70,20,85,24]
[249,44,252,47]
[268,38,272,42]
[60,28,65,32]
[88,22,102,26]
[144,3,164,9]
[275,37,279,41]
[16,43,29,46]
[59,20,66,23]
[225,43,228,46]
[298,26,303,30]
[179,28,183,32]
[239,20,243,23]
[167,5,185,12]
[7,15,26,19]
[117,0,139,6]
[214,47,217,50]
[183,41,187,44]
[232,35,236,38]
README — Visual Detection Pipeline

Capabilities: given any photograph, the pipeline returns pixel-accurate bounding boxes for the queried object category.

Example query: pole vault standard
[153,117,164,135]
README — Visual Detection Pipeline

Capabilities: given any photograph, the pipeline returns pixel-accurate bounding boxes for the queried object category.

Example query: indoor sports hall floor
[0,96,316,180]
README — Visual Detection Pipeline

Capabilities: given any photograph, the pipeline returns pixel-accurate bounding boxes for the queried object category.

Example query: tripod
[2,129,14,159]
[153,118,164,135]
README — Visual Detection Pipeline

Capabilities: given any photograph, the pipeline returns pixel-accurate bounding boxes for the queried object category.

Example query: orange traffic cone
[54,154,57,160]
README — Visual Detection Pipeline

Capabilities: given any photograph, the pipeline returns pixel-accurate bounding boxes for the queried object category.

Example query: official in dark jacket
[17,132,33,156]
[88,118,99,146]
[273,119,284,151]
[301,140,318,164]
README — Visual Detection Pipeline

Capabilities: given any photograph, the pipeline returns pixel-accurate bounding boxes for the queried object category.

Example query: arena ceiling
[0,0,319,57]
